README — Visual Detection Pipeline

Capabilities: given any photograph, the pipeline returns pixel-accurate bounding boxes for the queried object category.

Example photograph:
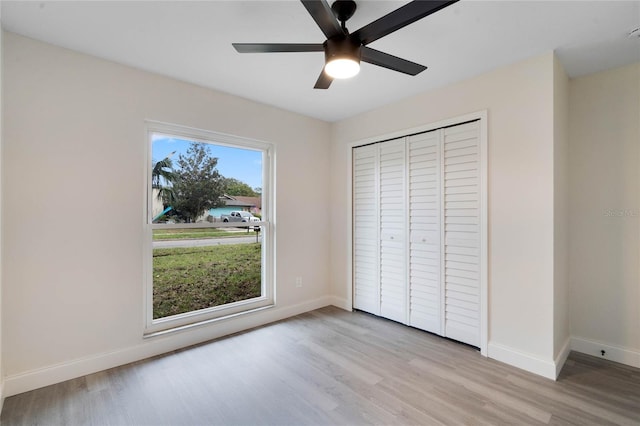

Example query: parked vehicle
[221,211,259,223]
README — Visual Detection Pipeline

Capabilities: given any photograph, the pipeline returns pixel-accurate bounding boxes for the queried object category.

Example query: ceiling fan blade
[233,43,324,53]
[301,0,344,39]
[361,47,427,76]
[314,70,333,89]
[353,0,459,45]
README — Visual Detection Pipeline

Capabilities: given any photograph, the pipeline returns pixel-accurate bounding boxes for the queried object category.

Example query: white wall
[569,62,640,367]
[553,56,570,369]
[331,52,559,377]
[2,32,332,395]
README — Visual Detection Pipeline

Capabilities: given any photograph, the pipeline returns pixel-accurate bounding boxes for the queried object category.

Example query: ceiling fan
[232,0,459,89]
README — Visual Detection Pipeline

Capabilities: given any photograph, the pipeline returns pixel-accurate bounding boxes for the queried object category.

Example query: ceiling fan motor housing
[323,36,362,65]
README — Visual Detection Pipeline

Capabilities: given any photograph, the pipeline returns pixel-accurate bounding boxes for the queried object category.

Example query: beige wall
[331,53,558,373]
[569,62,640,361]
[2,33,331,394]
[0,24,4,407]
[553,56,570,362]
[4,24,637,395]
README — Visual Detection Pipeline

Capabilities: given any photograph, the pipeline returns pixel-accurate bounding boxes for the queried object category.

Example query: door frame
[347,110,488,356]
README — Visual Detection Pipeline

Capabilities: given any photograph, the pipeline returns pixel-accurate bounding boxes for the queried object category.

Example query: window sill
[143,303,275,339]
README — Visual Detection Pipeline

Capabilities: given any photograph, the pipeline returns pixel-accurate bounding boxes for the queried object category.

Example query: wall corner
[552,53,571,365]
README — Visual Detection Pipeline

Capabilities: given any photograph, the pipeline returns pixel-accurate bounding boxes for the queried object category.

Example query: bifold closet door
[378,139,406,323]
[353,120,483,349]
[352,139,407,322]
[407,131,442,334]
[443,121,481,347]
[353,145,379,315]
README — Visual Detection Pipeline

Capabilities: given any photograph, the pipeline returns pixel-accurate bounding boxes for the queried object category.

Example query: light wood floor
[2,306,639,425]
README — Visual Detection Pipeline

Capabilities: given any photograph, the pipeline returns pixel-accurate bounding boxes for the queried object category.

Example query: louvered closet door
[378,139,407,323]
[407,131,442,334]
[353,145,380,315]
[443,121,481,347]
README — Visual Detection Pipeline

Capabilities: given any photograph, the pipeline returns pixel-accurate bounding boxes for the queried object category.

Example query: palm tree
[152,152,177,205]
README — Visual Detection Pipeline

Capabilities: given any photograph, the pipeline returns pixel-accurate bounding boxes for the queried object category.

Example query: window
[144,122,273,335]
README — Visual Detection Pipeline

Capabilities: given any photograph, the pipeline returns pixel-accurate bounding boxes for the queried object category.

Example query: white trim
[144,304,274,339]
[347,146,354,311]
[142,124,152,341]
[554,337,571,378]
[346,110,489,355]
[146,120,270,152]
[348,111,487,150]
[145,296,274,335]
[571,336,640,369]
[144,121,275,334]
[478,111,488,356]
[151,221,267,229]
[488,342,557,380]
[3,296,333,397]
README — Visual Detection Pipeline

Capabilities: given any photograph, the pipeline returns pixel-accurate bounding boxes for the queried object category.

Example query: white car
[221,211,259,223]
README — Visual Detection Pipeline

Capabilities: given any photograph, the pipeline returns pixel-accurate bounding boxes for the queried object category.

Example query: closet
[353,120,485,348]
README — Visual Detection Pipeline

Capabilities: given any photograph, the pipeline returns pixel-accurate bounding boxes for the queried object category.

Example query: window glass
[146,126,272,332]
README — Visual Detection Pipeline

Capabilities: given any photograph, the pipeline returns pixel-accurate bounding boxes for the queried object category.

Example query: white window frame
[143,121,275,336]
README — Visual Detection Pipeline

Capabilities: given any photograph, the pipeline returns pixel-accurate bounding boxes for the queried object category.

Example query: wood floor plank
[2,306,640,425]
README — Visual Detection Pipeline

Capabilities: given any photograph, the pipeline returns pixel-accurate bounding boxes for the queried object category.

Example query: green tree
[152,152,177,205]
[223,177,259,197]
[173,143,225,222]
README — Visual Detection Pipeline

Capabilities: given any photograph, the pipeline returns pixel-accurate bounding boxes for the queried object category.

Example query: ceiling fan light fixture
[323,36,361,79]
[325,57,360,79]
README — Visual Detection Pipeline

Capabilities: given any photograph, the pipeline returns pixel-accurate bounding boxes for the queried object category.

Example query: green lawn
[153,243,261,319]
[153,228,256,240]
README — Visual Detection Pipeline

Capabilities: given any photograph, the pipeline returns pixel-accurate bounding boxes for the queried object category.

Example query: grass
[153,228,257,240]
[153,243,261,319]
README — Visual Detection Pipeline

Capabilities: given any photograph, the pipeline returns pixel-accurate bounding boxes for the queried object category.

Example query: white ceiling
[2,1,639,122]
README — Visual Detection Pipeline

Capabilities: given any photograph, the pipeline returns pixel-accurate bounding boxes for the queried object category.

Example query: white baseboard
[488,342,557,380]
[328,295,352,311]
[571,336,640,369]
[10,302,638,399]
[3,296,333,397]
[554,337,571,378]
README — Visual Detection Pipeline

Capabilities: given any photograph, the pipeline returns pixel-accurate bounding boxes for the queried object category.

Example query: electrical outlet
[295,276,303,288]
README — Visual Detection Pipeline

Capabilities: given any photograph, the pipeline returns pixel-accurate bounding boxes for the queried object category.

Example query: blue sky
[152,134,263,190]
